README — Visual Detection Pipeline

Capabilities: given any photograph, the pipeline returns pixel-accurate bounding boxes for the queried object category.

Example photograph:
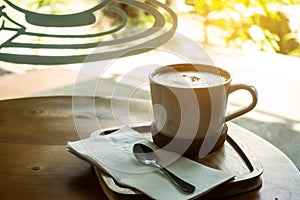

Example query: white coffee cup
[149,63,258,157]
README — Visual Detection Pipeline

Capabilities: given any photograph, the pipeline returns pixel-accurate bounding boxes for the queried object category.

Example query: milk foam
[152,71,227,88]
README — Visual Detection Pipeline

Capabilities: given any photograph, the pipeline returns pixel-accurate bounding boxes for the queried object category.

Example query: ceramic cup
[149,63,258,157]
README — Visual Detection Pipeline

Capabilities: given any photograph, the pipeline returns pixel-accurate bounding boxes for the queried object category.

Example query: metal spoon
[133,143,196,193]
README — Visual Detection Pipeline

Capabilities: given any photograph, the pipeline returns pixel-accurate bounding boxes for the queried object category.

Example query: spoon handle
[155,163,195,193]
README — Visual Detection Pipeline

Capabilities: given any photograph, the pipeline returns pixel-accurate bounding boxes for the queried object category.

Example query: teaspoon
[133,143,195,193]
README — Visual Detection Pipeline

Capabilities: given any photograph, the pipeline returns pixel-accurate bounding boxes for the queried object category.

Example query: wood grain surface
[0,96,299,199]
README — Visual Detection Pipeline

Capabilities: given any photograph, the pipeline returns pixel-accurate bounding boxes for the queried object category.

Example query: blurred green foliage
[186,0,300,56]
[26,0,65,13]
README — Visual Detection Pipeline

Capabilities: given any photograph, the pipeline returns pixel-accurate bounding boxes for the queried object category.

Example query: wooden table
[0,96,299,199]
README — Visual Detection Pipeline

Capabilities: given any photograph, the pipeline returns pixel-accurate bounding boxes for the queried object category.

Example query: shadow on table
[233,114,300,170]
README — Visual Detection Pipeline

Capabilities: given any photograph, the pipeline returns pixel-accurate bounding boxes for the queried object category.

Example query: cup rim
[149,63,232,89]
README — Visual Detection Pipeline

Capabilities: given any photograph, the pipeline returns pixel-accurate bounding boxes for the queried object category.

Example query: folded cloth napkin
[66,126,234,200]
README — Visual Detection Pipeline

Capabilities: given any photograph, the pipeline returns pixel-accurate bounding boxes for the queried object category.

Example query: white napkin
[66,126,234,200]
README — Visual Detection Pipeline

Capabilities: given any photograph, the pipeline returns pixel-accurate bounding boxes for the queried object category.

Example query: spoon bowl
[133,143,157,165]
[133,143,196,193]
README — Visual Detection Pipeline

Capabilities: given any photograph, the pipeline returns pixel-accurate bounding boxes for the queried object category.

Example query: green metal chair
[0,0,177,64]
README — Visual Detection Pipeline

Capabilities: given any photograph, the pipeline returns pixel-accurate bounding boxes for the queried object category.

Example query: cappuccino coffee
[152,70,228,88]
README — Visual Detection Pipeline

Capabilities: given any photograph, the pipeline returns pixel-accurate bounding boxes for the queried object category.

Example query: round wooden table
[0,96,299,199]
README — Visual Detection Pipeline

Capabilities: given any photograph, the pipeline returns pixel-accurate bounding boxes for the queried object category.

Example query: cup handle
[225,83,258,122]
